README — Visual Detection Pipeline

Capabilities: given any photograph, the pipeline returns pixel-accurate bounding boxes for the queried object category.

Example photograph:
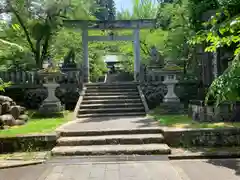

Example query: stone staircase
[78,82,146,118]
[51,82,171,156]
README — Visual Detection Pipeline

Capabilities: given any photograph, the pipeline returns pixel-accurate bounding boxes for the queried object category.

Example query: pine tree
[107,0,116,21]
[94,0,116,21]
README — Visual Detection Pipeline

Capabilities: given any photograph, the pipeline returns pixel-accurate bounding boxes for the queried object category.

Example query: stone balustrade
[0,68,83,86]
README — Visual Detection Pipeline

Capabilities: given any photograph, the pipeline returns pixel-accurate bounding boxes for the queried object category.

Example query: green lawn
[0,111,72,137]
[149,108,240,129]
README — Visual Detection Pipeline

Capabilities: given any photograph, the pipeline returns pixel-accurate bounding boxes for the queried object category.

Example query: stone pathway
[0,157,239,180]
[53,116,171,156]
[57,116,159,132]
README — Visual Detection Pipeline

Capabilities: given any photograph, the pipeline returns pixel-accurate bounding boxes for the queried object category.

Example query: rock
[15,120,25,126]
[3,125,10,130]
[11,101,17,106]
[2,101,11,114]
[0,95,13,103]
[0,104,2,115]
[18,114,29,122]
[0,114,15,126]
[9,106,21,119]
[0,119,3,129]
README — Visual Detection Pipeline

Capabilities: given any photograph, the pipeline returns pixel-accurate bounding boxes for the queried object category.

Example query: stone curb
[0,160,45,170]
[169,153,240,160]
[137,85,149,113]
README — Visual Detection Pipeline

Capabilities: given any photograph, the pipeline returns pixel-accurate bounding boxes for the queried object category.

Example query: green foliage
[217,0,240,15]
[189,0,240,104]
[89,55,108,82]
[188,0,219,30]
[119,55,134,74]
[0,0,95,69]
[118,0,194,68]
[0,78,11,92]
[205,55,240,105]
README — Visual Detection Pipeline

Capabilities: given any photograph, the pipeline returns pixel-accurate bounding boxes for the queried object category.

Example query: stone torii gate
[63,19,156,83]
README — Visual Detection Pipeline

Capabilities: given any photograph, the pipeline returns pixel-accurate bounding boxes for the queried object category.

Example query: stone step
[57,134,164,146]
[83,95,140,100]
[80,103,143,109]
[86,85,138,90]
[81,99,142,104]
[85,82,139,86]
[86,88,137,92]
[77,112,146,118]
[85,92,139,96]
[79,107,145,114]
[58,127,163,137]
[51,144,171,156]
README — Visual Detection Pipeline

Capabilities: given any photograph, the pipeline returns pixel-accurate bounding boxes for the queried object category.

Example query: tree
[189,0,240,104]
[107,0,116,20]
[116,0,194,73]
[0,0,94,69]
[94,0,116,20]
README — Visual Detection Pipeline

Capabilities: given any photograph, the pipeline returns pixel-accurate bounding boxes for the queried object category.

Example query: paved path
[0,157,239,180]
[57,116,159,132]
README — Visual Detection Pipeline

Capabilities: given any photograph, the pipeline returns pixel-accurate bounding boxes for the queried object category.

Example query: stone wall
[164,128,240,147]
[0,134,57,153]
[188,100,240,122]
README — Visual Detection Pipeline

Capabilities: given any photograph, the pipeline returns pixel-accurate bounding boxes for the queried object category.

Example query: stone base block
[158,102,185,115]
[39,101,64,115]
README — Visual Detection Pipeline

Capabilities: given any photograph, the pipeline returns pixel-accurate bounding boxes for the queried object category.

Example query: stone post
[82,29,89,83]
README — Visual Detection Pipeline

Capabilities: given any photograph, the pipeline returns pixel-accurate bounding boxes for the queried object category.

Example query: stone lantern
[157,63,184,114]
[162,73,180,103]
[38,60,65,115]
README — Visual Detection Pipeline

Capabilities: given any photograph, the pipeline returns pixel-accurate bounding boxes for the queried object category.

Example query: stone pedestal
[38,72,64,115]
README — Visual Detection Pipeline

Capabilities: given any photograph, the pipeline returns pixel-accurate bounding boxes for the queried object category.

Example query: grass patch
[149,107,240,129]
[0,111,73,137]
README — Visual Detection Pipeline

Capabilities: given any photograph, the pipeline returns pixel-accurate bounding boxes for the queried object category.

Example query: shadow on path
[207,159,240,176]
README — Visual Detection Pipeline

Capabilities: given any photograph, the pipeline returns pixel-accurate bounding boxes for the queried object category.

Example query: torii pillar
[133,28,141,81]
[82,29,89,83]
